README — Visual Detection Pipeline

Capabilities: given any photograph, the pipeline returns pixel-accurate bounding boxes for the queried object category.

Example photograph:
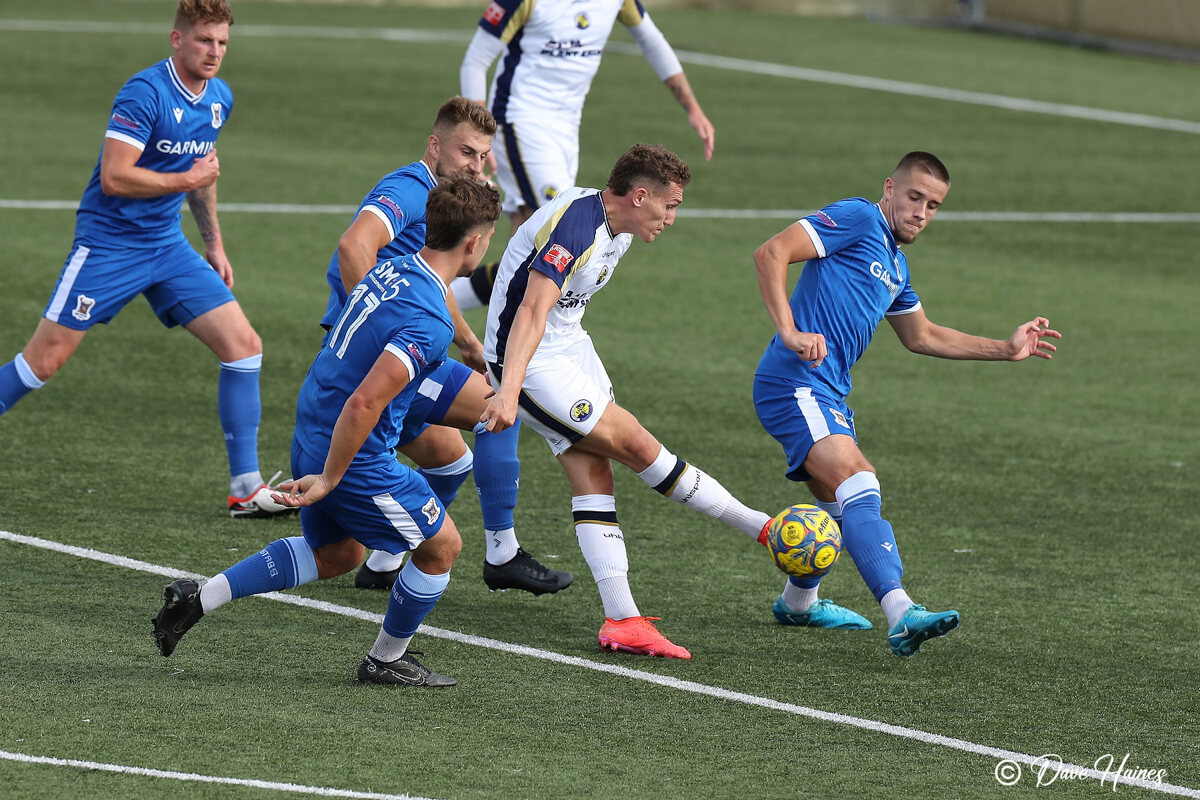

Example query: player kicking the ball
[479,145,859,659]
[752,151,1061,657]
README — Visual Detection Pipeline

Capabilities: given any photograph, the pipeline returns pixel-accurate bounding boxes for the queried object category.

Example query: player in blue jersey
[480,145,774,660]
[152,177,502,686]
[752,152,1062,658]
[322,98,571,597]
[0,0,290,518]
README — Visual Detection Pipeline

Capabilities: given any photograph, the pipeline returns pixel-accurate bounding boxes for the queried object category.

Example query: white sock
[230,470,265,499]
[485,527,519,566]
[881,588,914,628]
[811,498,842,523]
[365,549,405,573]
[573,494,639,620]
[199,574,232,614]
[636,446,771,539]
[369,629,413,663]
[780,580,819,613]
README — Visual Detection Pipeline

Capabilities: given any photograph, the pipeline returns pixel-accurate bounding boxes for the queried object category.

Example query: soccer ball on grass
[765,504,842,579]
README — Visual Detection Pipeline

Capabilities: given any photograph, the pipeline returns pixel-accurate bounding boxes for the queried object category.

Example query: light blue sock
[788,498,843,591]
[472,421,521,531]
[381,560,450,639]
[836,472,903,602]
[418,448,473,508]
[222,536,318,599]
[0,353,44,415]
[219,354,262,479]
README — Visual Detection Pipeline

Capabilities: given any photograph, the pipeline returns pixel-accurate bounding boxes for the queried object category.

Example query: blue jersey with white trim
[756,198,922,400]
[484,186,631,363]
[75,59,233,248]
[320,160,438,327]
[296,253,454,467]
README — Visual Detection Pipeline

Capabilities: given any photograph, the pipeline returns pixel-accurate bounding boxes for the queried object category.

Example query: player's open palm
[1008,317,1061,361]
[272,474,334,507]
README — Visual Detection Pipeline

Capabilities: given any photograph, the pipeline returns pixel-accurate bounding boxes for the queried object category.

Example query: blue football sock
[836,472,903,602]
[472,421,521,531]
[382,560,450,639]
[418,448,473,508]
[0,353,45,415]
[222,536,318,599]
[219,355,263,479]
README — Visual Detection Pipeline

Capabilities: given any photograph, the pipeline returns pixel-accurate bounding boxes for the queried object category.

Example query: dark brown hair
[606,144,691,197]
[894,151,950,184]
[424,177,502,251]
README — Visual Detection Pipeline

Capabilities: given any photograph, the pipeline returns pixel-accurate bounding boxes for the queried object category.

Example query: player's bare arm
[274,351,412,507]
[99,139,219,197]
[479,269,560,432]
[664,73,715,162]
[887,309,1061,361]
[754,223,827,368]
[336,211,393,292]
[446,290,486,372]
[186,181,232,287]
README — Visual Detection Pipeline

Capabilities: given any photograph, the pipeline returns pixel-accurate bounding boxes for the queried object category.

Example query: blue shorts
[395,358,474,447]
[44,236,235,330]
[292,441,447,554]
[753,374,857,482]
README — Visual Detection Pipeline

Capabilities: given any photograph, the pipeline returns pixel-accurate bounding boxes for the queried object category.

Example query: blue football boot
[887,604,960,658]
[772,596,873,629]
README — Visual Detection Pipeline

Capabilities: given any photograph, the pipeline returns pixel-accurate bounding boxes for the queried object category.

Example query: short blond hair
[174,0,234,31]
[432,97,497,139]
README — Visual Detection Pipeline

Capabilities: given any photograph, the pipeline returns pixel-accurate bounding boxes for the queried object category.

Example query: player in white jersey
[0,0,290,518]
[753,152,1061,657]
[452,0,715,310]
[481,145,774,660]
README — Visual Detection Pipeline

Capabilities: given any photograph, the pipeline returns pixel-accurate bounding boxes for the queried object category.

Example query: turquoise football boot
[887,604,960,658]
[772,596,873,629]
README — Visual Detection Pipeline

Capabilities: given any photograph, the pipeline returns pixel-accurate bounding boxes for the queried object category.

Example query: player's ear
[428,134,440,159]
[632,186,647,207]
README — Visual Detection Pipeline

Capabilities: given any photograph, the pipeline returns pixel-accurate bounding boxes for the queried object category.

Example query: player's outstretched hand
[781,329,827,369]
[1008,317,1061,361]
[479,390,518,433]
[271,474,334,507]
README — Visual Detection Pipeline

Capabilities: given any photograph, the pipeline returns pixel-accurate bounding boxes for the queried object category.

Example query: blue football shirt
[75,58,233,248]
[296,253,454,467]
[319,160,438,328]
[755,198,922,399]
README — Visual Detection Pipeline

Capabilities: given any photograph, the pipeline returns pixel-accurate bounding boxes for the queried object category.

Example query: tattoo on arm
[187,184,220,245]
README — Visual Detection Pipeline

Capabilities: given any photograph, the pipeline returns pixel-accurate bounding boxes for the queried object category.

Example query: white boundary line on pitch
[2,529,1197,799]
[0,750,436,800]
[2,199,1198,223]
[2,18,1200,136]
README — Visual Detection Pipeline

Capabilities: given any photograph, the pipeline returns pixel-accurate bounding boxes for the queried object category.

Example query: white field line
[0,750,436,800]
[2,19,1200,136]
[2,529,1198,798]
[2,199,1198,223]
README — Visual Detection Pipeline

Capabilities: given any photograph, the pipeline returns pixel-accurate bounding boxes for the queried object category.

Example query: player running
[0,0,291,518]
[152,177,502,687]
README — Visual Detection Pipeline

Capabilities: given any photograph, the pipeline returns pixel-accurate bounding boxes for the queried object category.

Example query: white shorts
[489,336,613,457]
[494,119,579,215]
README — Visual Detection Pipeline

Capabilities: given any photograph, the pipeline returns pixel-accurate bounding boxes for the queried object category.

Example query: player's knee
[315,539,364,579]
[413,520,462,573]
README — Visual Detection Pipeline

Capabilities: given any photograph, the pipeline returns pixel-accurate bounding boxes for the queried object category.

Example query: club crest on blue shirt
[210,102,223,129]
[570,399,593,422]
